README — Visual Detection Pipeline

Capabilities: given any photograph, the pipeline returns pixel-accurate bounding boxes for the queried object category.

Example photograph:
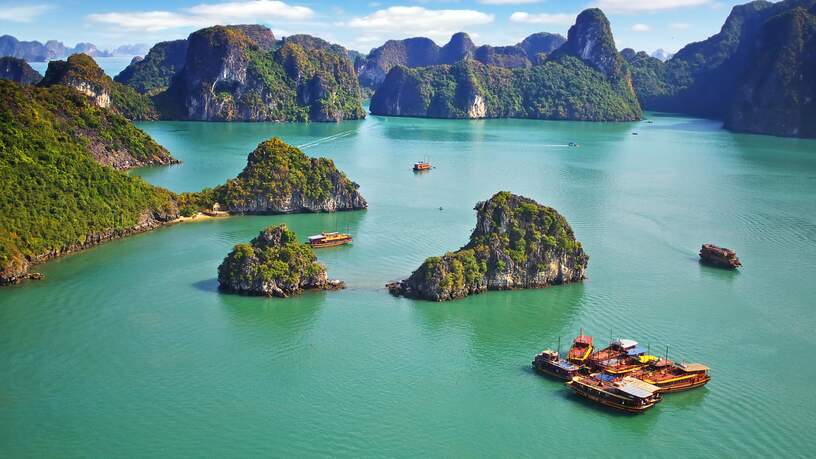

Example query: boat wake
[298,130,354,150]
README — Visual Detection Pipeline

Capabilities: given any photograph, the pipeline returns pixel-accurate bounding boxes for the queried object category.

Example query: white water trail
[297,130,354,149]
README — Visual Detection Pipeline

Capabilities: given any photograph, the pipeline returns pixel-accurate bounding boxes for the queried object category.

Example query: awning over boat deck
[574,335,592,345]
[617,377,660,398]
[612,339,638,349]
[308,235,325,241]
[679,363,710,372]
[626,346,646,356]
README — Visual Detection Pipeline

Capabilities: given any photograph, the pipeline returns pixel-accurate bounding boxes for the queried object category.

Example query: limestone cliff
[217,224,330,297]
[389,192,588,301]
[0,57,42,85]
[114,39,189,95]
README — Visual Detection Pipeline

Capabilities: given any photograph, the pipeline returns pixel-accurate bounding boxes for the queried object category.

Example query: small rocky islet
[217,224,343,297]
[388,192,588,301]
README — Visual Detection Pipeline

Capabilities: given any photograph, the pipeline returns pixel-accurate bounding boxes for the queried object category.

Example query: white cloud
[0,4,52,22]
[670,22,691,29]
[509,12,574,25]
[595,0,709,13]
[478,0,540,4]
[88,0,314,32]
[345,6,493,42]
[631,23,650,32]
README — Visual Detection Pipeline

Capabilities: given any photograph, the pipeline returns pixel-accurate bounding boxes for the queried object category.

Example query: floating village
[533,332,711,414]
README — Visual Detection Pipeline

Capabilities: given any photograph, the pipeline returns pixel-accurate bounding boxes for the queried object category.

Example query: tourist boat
[307,232,352,248]
[568,374,662,414]
[413,161,432,171]
[634,360,711,393]
[567,333,593,364]
[589,338,639,369]
[699,243,741,269]
[596,345,659,376]
[532,349,582,381]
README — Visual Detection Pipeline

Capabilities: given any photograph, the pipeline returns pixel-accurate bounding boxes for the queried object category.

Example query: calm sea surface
[2,113,815,457]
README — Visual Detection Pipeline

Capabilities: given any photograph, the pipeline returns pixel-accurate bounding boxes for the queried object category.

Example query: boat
[596,345,658,375]
[589,338,639,369]
[532,349,583,381]
[634,360,711,393]
[307,232,352,248]
[413,161,432,171]
[568,374,662,414]
[568,142,580,148]
[567,332,593,364]
[699,243,741,269]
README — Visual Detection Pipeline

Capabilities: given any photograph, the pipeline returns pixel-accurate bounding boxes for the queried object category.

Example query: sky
[0,0,759,54]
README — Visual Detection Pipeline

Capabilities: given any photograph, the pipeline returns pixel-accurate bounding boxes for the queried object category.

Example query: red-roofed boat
[567,332,593,364]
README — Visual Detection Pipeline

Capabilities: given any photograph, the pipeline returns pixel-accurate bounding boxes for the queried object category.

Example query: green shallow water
[2,113,816,457]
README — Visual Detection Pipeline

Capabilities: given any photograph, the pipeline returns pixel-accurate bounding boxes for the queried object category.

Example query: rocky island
[179,137,367,215]
[626,0,816,138]
[369,9,641,122]
[388,192,588,301]
[218,224,340,297]
[115,25,365,122]
[39,53,159,121]
[0,57,42,85]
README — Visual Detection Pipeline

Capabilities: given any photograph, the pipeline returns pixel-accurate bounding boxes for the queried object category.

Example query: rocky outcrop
[628,0,816,138]
[357,31,567,89]
[39,53,159,121]
[0,57,42,85]
[210,137,367,214]
[725,4,816,137]
[388,192,588,301]
[699,244,742,269]
[115,39,189,95]
[156,25,364,122]
[217,224,334,297]
[370,9,640,121]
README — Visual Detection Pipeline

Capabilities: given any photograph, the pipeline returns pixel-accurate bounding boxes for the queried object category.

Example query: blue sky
[0,0,755,54]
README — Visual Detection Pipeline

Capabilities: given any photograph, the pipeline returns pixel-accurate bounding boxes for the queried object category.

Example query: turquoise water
[2,113,816,457]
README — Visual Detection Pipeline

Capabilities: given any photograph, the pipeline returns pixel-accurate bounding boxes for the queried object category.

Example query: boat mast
[557,336,561,358]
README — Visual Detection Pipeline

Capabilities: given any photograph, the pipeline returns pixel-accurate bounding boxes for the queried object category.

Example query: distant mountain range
[0,35,149,61]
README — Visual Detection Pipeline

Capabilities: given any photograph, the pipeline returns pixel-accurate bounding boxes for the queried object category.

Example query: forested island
[388,192,588,301]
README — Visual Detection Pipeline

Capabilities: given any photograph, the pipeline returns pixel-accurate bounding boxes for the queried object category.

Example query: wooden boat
[568,374,662,414]
[532,349,582,381]
[307,232,352,248]
[596,345,658,376]
[633,360,711,393]
[413,161,432,171]
[589,339,638,369]
[567,333,593,364]
[699,244,741,269]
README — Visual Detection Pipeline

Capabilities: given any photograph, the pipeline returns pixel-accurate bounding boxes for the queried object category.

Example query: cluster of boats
[533,332,710,414]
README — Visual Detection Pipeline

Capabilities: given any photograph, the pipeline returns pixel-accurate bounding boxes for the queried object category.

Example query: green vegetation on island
[217,224,334,297]
[388,192,588,301]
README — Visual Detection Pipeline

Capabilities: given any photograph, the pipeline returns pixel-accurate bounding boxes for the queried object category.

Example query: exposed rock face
[0,57,42,85]
[115,39,189,94]
[388,192,588,301]
[213,137,367,214]
[217,224,330,297]
[358,31,566,89]
[370,9,640,121]
[39,53,159,121]
[725,4,816,137]
[157,25,364,122]
[699,244,742,269]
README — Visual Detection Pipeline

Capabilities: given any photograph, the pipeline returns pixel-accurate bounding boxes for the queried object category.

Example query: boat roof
[556,361,579,370]
[617,377,660,398]
[596,373,617,382]
[626,346,646,356]
[574,335,592,345]
[308,235,325,241]
[612,339,638,349]
[679,363,710,372]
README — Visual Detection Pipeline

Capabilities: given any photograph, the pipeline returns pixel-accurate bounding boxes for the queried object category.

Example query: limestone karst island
[1,0,814,456]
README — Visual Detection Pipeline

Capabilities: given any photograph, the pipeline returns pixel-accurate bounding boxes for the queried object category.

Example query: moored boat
[532,349,582,381]
[307,232,352,248]
[589,338,638,369]
[596,345,658,375]
[634,360,711,393]
[568,374,662,414]
[567,333,593,364]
